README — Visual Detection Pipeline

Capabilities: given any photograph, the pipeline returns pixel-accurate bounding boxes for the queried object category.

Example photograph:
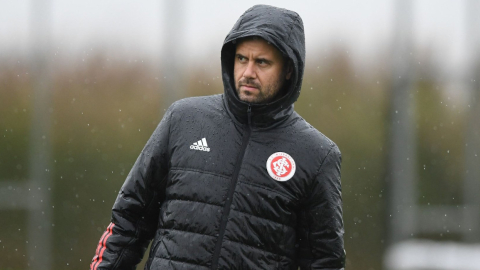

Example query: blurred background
[1,0,479,269]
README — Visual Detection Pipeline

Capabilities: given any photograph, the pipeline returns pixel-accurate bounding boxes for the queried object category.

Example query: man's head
[234,37,293,104]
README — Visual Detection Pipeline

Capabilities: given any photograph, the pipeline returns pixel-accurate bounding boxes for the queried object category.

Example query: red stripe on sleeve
[93,223,115,270]
[90,223,114,270]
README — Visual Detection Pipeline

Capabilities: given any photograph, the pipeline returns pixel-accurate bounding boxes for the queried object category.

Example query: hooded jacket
[90,5,345,270]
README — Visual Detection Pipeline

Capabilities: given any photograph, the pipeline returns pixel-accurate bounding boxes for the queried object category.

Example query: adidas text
[190,145,210,152]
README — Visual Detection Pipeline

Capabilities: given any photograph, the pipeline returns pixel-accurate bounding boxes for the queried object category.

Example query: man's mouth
[240,84,259,91]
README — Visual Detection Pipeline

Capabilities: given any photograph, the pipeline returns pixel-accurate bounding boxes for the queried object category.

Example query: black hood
[221,4,305,127]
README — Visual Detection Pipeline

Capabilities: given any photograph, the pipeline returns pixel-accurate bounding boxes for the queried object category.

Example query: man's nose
[243,61,256,79]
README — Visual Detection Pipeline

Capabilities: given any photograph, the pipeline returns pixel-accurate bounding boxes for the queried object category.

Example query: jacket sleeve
[90,104,174,270]
[297,145,346,270]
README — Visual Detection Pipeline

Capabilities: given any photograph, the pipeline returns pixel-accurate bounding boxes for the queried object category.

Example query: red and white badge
[266,152,296,181]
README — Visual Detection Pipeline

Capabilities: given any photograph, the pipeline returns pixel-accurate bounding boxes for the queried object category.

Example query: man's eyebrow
[235,54,272,63]
[256,57,272,63]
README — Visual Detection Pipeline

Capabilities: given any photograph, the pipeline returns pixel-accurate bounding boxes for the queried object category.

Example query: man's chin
[236,90,255,103]
[239,95,258,103]
[237,89,271,104]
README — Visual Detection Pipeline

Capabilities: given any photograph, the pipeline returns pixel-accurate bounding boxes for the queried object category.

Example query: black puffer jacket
[90,5,345,270]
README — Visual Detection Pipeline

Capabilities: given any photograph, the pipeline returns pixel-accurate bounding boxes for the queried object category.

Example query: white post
[161,0,185,109]
[387,0,417,246]
[27,0,53,268]
[463,0,480,243]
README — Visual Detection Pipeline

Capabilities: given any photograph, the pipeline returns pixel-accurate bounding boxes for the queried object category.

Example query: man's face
[234,38,292,104]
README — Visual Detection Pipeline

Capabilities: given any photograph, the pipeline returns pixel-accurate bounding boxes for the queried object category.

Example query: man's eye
[237,56,246,61]
[257,59,269,66]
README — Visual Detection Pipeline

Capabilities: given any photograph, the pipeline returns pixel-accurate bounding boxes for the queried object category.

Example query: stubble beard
[236,78,284,104]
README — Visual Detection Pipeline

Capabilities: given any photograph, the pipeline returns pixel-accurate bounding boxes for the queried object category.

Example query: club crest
[266,152,296,181]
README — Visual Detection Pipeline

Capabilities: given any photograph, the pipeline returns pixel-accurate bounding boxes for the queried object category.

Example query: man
[91,4,345,270]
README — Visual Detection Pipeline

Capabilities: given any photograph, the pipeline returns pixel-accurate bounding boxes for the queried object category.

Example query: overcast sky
[0,0,474,71]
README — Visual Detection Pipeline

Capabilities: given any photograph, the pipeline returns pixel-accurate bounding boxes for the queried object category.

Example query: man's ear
[285,61,293,80]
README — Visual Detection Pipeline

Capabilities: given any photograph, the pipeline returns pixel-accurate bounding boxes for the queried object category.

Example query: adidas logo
[190,138,210,152]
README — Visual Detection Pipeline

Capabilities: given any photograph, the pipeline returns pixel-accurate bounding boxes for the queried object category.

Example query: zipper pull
[247,105,252,127]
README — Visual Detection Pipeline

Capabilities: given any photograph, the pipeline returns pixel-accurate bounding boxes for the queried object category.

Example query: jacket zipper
[211,105,252,270]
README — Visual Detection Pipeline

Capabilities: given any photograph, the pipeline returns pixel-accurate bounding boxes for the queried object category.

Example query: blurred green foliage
[0,48,467,270]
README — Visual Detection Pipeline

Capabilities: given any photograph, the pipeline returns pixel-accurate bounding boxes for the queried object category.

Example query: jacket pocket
[145,236,162,270]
